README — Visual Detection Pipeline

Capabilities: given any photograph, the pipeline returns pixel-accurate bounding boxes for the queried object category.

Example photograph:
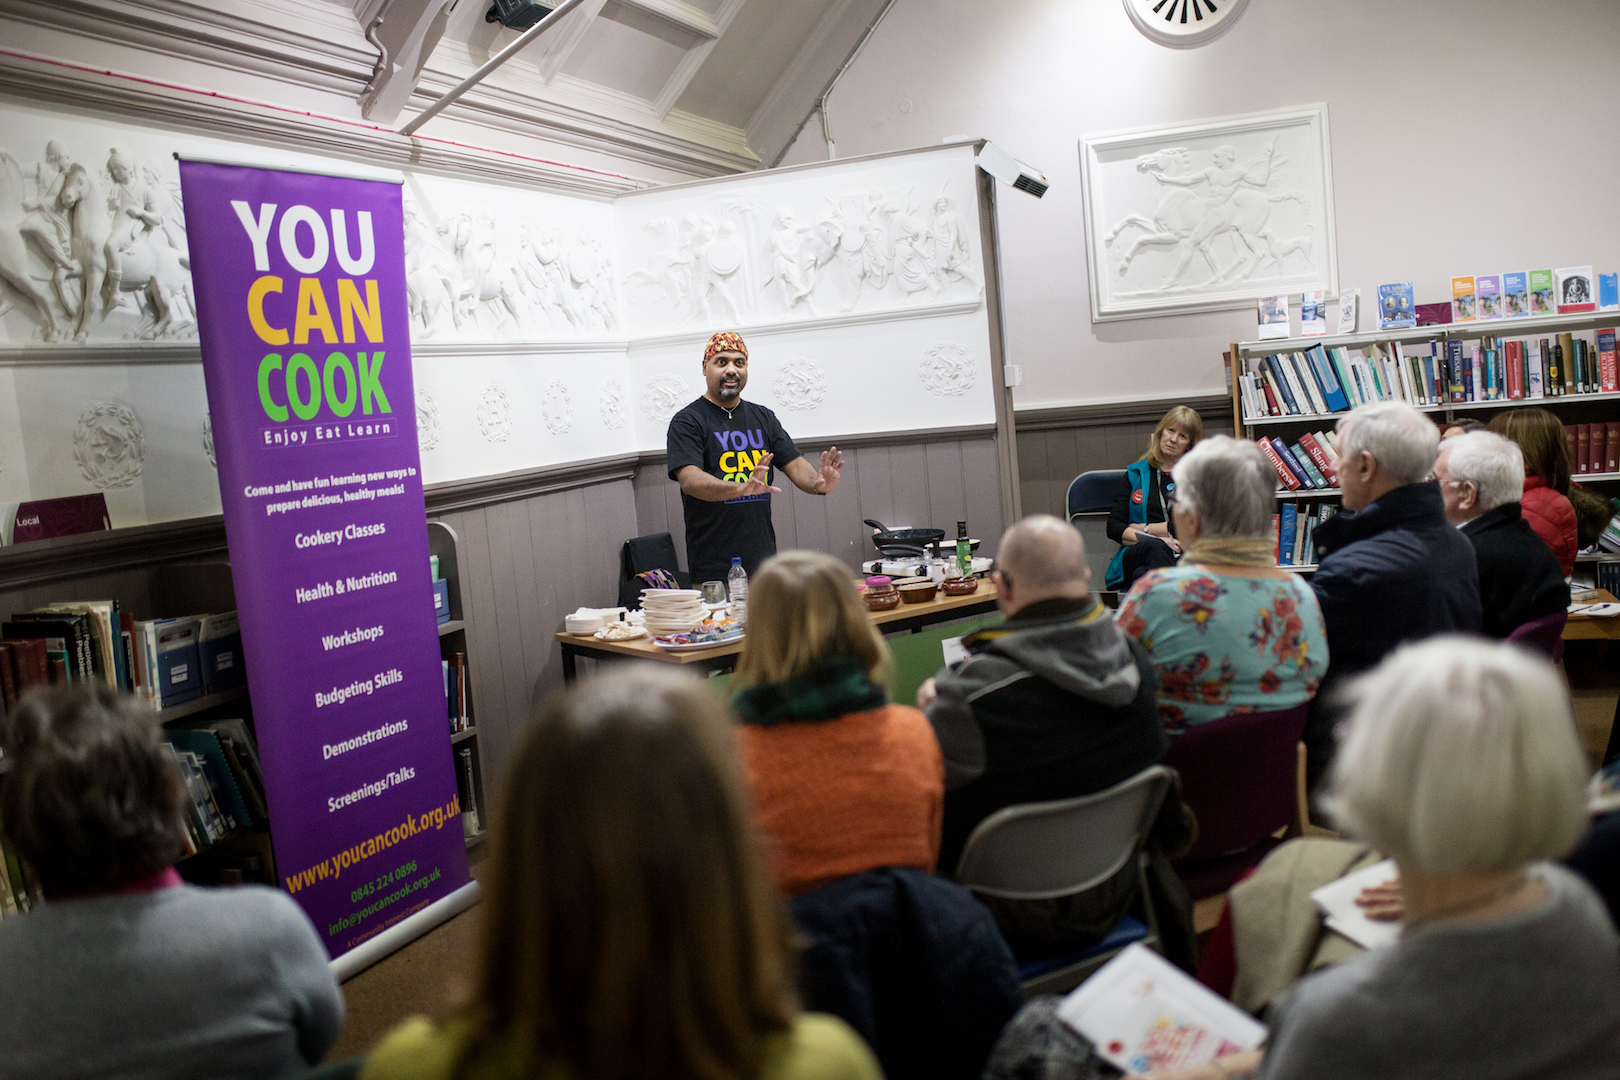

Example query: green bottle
[956,520,971,578]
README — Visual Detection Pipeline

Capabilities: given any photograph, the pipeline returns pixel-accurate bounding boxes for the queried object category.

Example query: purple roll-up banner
[178,160,471,964]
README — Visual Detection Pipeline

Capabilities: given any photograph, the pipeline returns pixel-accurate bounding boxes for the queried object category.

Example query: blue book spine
[1278,503,1299,566]
[1265,356,1301,414]
[1288,444,1327,488]
[1269,438,1309,487]
[1307,344,1351,411]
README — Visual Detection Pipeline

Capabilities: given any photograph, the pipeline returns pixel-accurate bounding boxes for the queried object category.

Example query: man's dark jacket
[924,596,1167,874]
[1460,501,1571,639]
[1306,481,1483,787]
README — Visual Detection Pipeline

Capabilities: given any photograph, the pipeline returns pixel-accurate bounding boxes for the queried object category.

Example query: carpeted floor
[327,847,487,1063]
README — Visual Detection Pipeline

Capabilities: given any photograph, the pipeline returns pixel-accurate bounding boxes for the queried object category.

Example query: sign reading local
[179,161,470,960]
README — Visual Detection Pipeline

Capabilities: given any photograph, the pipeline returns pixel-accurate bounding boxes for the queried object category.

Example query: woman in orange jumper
[1491,408,1578,575]
[731,550,944,897]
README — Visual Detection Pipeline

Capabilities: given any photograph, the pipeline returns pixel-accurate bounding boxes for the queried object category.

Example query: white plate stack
[639,589,707,635]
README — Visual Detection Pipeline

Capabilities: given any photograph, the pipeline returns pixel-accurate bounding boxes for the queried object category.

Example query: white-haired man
[1436,430,1569,639]
[1305,402,1482,789]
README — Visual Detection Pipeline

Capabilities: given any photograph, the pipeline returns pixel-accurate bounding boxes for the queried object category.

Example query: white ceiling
[0,0,894,181]
[395,0,894,171]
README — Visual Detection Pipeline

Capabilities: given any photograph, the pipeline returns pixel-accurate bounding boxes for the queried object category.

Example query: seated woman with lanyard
[1105,405,1203,592]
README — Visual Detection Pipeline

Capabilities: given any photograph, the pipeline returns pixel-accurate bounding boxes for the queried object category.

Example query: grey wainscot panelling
[1014,394,1236,520]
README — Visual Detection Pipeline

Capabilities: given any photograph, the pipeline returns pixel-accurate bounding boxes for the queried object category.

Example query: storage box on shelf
[1231,308,1620,573]
[427,521,486,850]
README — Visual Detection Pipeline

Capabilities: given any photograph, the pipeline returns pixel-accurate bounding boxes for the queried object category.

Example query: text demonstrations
[315,667,404,709]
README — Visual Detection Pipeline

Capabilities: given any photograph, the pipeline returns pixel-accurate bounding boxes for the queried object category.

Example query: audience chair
[954,765,1174,997]
[790,866,1023,1080]
[616,531,691,609]
[1067,469,1126,587]
[1506,608,1568,665]
[1163,704,1309,899]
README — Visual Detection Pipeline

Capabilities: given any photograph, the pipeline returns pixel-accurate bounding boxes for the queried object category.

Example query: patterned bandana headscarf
[704,331,748,364]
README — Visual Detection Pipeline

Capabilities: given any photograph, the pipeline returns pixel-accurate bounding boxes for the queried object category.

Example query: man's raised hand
[737,452,782,498]
[815,445,845,494]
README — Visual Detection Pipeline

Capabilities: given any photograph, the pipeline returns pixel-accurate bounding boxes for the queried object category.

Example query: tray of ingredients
[652,617,744,650]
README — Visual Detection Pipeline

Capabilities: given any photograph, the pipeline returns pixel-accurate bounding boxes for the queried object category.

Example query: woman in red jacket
[1490,408,1577,575]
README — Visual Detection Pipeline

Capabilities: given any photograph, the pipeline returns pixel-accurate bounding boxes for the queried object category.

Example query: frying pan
[864,519,946,558]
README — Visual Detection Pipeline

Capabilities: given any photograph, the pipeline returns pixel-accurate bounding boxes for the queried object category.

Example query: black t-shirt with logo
[666,397,803,583]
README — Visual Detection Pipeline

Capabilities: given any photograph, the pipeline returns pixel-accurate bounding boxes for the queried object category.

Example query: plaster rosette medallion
[599,380,627,430]
[640,374,689,425]
[918,343,976,397]
[541,381,573,435]
[74,400,144,488]
[773,358,827,411]
[475,383,513,444]
[415,390,441,451]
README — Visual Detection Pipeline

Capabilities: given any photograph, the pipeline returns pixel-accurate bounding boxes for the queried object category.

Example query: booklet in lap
[1057,943,1268,1073]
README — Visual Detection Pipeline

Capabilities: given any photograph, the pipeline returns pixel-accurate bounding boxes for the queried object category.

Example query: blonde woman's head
[731,550,892,691]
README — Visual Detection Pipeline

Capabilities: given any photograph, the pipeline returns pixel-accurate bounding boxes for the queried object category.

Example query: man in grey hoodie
[919,516,1171,955]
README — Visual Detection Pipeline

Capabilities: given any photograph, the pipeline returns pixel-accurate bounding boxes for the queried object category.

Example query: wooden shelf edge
[465,830,488,851]
[450,727,477,744]
[437,620,465,636]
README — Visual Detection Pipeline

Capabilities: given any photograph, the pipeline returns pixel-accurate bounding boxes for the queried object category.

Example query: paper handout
[1310,858,1402,951]
[1057,943,1268,1074]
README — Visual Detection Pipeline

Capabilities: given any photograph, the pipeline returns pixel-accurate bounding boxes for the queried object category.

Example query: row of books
[0,719,269,918]
[1274,501,1339,567]
[0,604,243,720]
[1378,269,1610,331]
[0,818,42,918]
[1258,432,1340,491]
[1240,331,1620,421]
[1566,423,1620,476]
[443,652,472,735]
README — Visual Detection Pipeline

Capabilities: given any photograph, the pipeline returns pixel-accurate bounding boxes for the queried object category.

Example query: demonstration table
[1563,590,1620,641]
[556,580,1001,682]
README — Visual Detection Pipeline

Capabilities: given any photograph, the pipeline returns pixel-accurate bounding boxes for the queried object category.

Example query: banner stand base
[329,880,483,983]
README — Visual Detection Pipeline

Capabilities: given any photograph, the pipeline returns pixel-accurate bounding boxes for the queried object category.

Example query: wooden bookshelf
[155,685,249,724]
[428,521,487,847]
[1233,318,1620,574]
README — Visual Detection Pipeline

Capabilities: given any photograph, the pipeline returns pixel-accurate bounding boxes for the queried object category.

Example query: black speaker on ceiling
[485,0,556,30]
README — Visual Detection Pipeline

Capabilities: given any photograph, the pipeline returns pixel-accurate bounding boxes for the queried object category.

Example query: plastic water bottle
[728,557,748,628]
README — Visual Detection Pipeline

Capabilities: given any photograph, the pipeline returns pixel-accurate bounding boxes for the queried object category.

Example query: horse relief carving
[1104,140,1314,294]
[402,199,620,341]
[623,186,983,328]
[0,142,195,343]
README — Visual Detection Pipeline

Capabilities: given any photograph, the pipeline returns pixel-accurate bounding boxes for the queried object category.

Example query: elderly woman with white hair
[1117,435,1328,733]
[1303,401,1482,789]
[1434,430,1569,639]
[1139,637,1620,1080]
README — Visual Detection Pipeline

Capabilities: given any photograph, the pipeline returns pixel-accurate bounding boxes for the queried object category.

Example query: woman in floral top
[1117,436,1329,733]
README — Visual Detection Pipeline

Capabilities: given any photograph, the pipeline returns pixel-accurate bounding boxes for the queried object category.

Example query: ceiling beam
[356,0,458,123]
[649,0,744,120]
[534,0,609,84]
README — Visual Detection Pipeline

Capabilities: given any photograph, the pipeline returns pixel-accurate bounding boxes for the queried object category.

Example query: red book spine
[1257,438,1301,489]
[1259,374,1281,415]
[1507,341,1524,399]
[1298,432,1339,486]
[1578,423,1592,474]
[1607,422,1620,474]
[1566,425,1578,467]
